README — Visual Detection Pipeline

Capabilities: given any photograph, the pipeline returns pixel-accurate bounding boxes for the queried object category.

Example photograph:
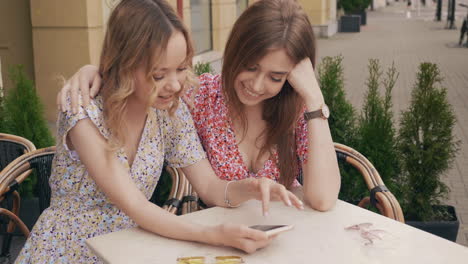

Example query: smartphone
[249,225,294,236]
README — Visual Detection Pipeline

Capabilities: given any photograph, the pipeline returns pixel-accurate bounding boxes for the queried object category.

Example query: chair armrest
[334,143,404,222]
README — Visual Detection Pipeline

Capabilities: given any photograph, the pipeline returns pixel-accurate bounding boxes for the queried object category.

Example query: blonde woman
[16,0,303,262]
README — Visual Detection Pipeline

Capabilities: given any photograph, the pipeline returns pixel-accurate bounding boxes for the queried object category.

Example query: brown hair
[99,0,196,149]
[222,0,316,188]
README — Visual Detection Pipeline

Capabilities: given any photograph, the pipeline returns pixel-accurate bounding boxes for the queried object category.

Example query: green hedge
[1,65,55,197]
[317,57,459,221]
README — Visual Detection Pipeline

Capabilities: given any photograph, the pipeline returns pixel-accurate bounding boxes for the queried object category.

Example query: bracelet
[224,181,240,208]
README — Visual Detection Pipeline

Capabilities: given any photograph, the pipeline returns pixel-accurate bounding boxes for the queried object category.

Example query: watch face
[322,105,330,118]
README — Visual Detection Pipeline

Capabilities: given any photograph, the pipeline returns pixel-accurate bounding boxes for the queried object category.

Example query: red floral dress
[186,73,309,186]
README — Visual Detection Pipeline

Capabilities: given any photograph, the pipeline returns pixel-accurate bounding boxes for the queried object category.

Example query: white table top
[87,200,468,263]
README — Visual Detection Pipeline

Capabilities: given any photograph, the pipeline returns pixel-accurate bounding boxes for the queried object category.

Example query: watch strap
[304,109,323,121]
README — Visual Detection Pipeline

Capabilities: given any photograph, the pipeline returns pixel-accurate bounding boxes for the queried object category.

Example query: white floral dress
[15,95,205,263]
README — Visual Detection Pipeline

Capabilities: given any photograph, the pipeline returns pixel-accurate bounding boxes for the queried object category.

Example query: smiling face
[133,31,188,110]
[233,48,295,109]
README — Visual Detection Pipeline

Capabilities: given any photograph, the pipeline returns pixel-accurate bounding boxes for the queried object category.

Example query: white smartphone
[249,225,294,236]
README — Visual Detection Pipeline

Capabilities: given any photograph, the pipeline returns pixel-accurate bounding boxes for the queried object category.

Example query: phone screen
[249,225,288,232]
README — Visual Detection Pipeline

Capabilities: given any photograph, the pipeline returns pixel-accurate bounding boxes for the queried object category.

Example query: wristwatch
[304,104,330,121]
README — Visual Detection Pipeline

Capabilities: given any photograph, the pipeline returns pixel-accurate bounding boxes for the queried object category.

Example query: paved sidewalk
[317,1,468,246]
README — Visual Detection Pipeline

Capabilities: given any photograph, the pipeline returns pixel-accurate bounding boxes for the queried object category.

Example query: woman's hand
[205,223,273,253]
[182,160,304,215]
[57,65,101,113]
[245,178,304,216]
[287,58,324,110]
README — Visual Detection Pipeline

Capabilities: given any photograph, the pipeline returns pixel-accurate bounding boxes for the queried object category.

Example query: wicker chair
[172,143,405,222]
[0,147,185,257]
[0,133,36,171]
[2,147,191,215]
[0,133,36,257]
[0,146,57,258]
[0,146,56,216]
[147,166,204,216]
[334,143,404,222]
[159,166,188,214]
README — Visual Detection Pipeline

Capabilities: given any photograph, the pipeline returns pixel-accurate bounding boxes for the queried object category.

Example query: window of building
[236,0,248,17]
[190,0,212,54]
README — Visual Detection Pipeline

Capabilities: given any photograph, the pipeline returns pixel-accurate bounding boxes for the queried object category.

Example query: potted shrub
[339,0,371,30]
[343,0,371,25]
[398,62,460,242]
[338,14,361,33]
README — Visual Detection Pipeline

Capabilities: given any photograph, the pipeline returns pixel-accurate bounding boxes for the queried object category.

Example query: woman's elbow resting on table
[303,191,338,212]
[301,163,341,212]
[289,185,337,211]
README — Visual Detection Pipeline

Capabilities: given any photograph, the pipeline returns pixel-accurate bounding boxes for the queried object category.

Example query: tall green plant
[3,65,55,197]
[398,62,459,221]
[0,68,5,131]
[318,56,357,145]
[356,59,402,201]
[3,65,54,148]
[318,55,362,201]
[0,93,5,132]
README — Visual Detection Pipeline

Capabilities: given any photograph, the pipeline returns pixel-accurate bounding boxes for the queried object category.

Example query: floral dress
[15,95,205,263]
[187,73,308,185]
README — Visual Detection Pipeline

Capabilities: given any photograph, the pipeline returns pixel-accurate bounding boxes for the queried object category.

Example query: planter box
[340,15,361,33]
[406,205,459,242]
[352,10,367,25]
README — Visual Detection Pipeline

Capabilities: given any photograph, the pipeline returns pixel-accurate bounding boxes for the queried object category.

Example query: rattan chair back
[0,133,36,171]
[0,133,36,257]
[0,146,53,258]
[0,147,56,214]
[160,167,187,214]
[334,143,404,222]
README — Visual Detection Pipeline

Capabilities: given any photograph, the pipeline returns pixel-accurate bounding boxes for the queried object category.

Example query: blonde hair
[98,0,196,149]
